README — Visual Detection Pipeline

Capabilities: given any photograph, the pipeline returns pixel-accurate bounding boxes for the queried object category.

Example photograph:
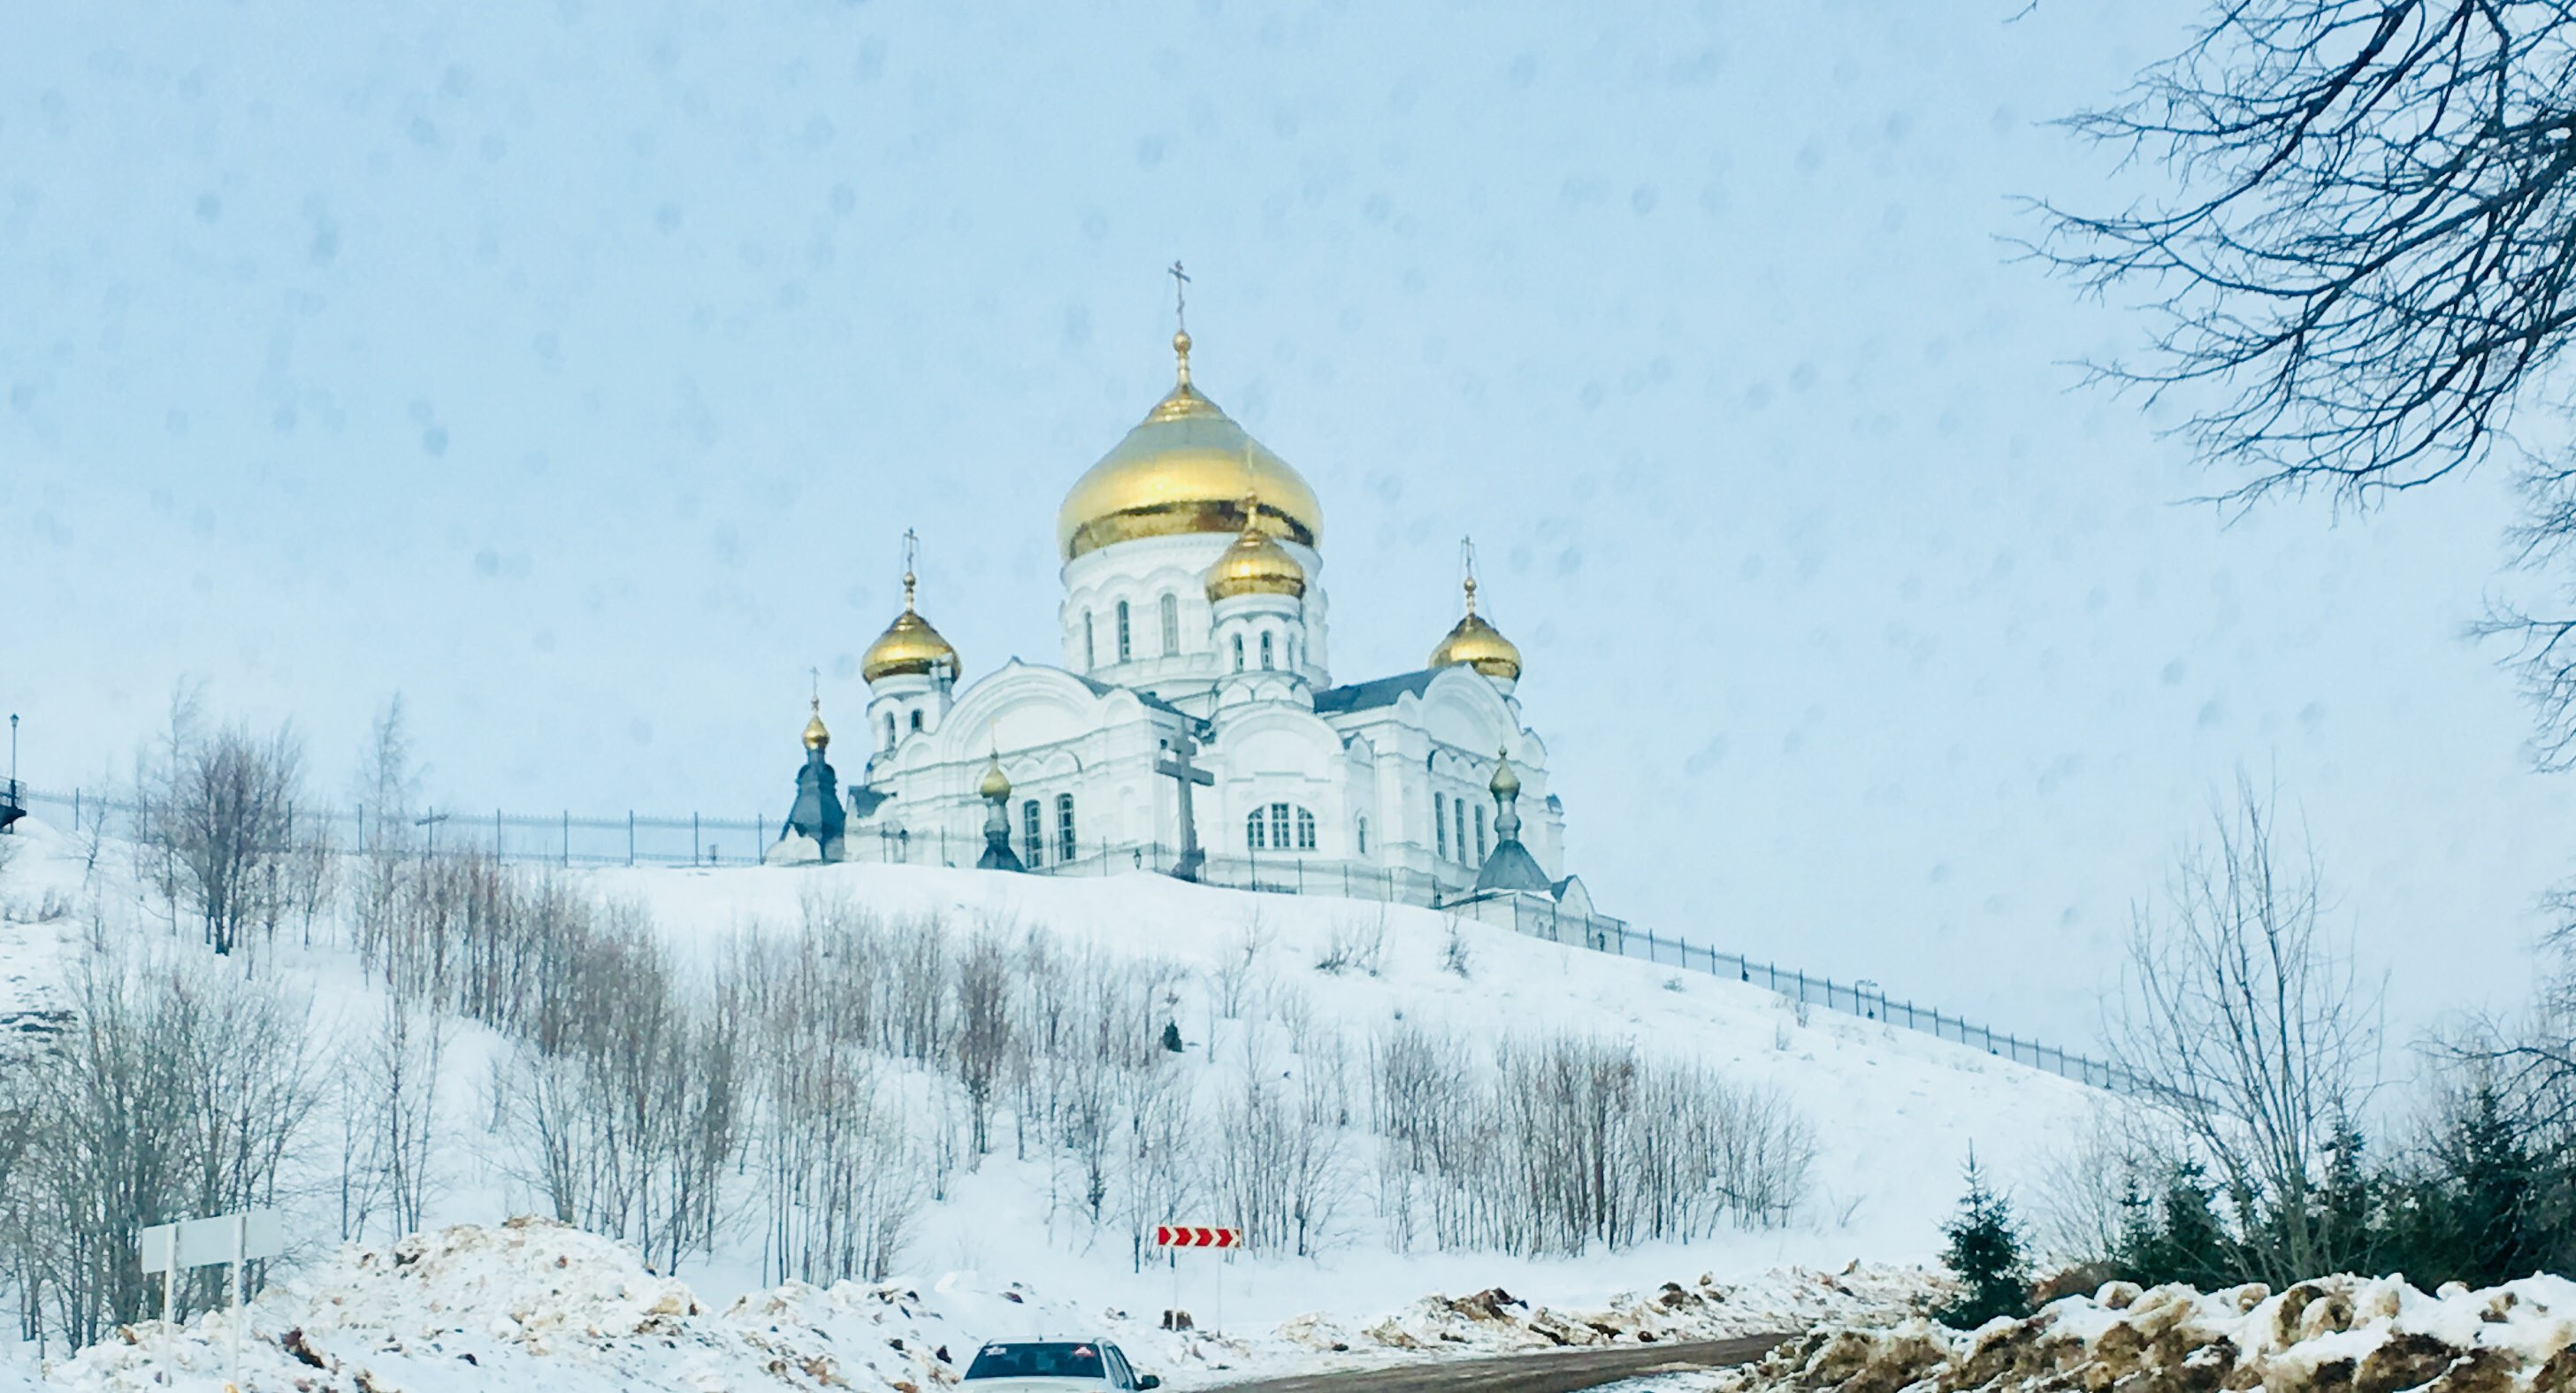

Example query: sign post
[140,1208,284,1384]
[1151,1225,1241,1336]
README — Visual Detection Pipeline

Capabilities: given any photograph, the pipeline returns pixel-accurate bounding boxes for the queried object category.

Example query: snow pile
[48,1218,961,1393]
[34,1219,1932,1393]
[1280,1266,1933,1355]
[1720,1273,2576,1393]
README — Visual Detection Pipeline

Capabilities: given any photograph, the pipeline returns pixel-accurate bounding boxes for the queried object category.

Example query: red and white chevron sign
[1152,1225,1241,1249]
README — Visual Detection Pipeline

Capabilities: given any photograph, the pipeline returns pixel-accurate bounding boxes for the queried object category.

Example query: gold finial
[900,528,921,612]
[1169,261,1194,388]
[1461,536,1480,616]
[802,669,830,749]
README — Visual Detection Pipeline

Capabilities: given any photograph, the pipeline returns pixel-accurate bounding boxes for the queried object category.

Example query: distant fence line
[14,785,2144,1096]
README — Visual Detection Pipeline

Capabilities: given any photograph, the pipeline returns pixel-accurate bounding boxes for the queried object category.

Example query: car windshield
[966,1343,1107,1382]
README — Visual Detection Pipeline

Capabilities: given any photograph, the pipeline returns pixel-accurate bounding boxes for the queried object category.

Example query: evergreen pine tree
[1937,1152,2030,1328]
[2435,1083,2537,1286]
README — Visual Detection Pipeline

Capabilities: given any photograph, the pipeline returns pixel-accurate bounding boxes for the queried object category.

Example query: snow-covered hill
[0,815,2102,1389]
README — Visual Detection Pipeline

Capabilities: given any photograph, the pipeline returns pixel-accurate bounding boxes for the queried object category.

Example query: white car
[960,1338,1162,1392]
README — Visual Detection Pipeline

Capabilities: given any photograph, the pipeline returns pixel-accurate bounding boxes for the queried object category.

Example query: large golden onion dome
[1429,563,1523,683]
[861,556,961,685]
[1204,494,1308,601]
[1056,331,1323,561]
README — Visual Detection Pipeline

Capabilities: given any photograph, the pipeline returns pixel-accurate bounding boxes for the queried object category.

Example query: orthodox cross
[809,667,821,708]
[900,527,921,606]
[1155,725,1215,882]
[1169,260,1190,333]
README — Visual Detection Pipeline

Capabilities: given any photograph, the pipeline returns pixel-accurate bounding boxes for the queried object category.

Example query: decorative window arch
[1434,792,1449,858]
[1159,593,1180,655]
[1259,631,1274,670]
[1116,600,1132,662]
[1232,634,1245,671]
[1056,792,1078,861]
[1021,800,1044,867]
[1246,801,1319,852]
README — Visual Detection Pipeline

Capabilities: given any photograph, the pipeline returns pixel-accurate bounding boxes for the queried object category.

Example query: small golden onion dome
[862,565,961,685]
[1429,573,1523,682]
[862,609,959,684]
[978,754,1011,801]
[1489,754,1521,800]
[1056,333,1323,561]
[1204,501,1308,601]
[802,701,830,750]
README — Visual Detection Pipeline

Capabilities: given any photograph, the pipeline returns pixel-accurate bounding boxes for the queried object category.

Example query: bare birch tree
[2111,779,2382,1282]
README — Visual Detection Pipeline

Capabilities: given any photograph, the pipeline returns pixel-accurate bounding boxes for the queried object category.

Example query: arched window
[1259,631,1274,670]
[1023,800,1046,867]
[1474,805,1487,861]
[1356,816,1368,856]
[1231,635,1245,671]
[1116,600,1132,662]
[1056,792,1077,861]
[884,714,898,749]
[1434,792,1449,858]
[1082,611,1096,670]
[909,709,925,732]
[1159,593,1180,654]
[1455,799,1469,865]
[1247,802,1319,852]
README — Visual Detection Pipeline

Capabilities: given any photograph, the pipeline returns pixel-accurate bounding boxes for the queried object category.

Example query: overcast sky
[5,0,2565,1050]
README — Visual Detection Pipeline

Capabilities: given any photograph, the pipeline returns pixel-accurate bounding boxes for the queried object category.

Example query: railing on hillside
[15,785,2144,1095]
[18,786,771,869]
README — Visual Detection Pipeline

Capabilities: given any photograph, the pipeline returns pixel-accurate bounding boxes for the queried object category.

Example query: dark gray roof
[846,786,890,819]
[1074,674,1195,723]
[1313,669,1441,716]
[1473,838,1556,895]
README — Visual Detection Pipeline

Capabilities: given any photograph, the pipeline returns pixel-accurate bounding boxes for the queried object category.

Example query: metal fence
[18,786,771,869]
[13,785,2143,1094]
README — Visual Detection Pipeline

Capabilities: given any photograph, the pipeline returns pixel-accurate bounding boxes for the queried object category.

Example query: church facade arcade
[769,322,1585,911]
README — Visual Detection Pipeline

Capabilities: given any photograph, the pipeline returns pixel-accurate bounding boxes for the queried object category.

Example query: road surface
[1208,1333,1787,1393]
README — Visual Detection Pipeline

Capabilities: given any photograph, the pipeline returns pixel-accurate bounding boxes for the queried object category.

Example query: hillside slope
[0,815,2101,1386]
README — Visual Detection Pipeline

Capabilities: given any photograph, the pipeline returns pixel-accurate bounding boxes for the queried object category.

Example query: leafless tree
[5,949,315,1349]
[134,699,310,956]
[2110,778,2383,1282]
[953,926,1014,1158]
[2042,2,2576,762]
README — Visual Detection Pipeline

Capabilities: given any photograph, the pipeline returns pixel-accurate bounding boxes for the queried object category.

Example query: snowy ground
[0,815,2106,1389]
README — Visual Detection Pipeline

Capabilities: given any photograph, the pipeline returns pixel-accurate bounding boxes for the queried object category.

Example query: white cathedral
[768,318,1591,914]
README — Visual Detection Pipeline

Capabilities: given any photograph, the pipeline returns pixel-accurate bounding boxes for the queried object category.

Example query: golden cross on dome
[809,667,821,711]
[900,528,921,609]
[1169,262,1194,387]
[1460,536,1481,616]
